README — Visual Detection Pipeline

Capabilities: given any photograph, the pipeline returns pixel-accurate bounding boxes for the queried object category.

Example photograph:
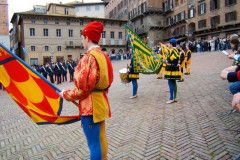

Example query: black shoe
[157,77,162,79]
[178,80,183,82]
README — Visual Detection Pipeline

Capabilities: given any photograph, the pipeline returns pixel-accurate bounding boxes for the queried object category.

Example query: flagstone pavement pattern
[0,51,240,159]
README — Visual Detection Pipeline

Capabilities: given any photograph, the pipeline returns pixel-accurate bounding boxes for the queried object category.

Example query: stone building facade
[10,2,127,65]
[0,0,10,49]
[105,0,240,45]
[105,0,163,48]
[163,0,239,41]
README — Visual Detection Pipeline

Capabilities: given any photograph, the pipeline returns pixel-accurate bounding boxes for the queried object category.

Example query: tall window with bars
[69,30,73,37]
[30,28,35,36]
[119,32,122,39]
[111,31,114,39]
[56,29,61,37]
[31,46,36,51]
[45,46,49,51]
[57,46,62,52]
[102,31,106,38]
[65,8,69,15]
[43,28,48,36]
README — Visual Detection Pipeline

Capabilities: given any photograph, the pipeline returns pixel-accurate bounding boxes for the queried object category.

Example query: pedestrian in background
[185,46,192,75]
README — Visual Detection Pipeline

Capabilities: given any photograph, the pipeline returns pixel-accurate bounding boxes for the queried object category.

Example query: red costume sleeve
[63,54,100,101]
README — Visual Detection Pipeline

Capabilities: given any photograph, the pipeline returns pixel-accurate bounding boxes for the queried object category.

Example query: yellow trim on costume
[179,51,186,68]
[129,74,139,79]
[91,92,109,122]
[90,50,111,123]
[90,51,109,89]
[160,66,166,71]
[185,50,192,64]
[165,71,181,76]
[100,121,108,160]
[169,48,179,61]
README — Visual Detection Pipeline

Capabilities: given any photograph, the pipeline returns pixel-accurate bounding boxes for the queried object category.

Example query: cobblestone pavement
[0,51,240,160]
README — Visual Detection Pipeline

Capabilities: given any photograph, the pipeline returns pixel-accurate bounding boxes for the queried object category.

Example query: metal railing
[129,7,163,20]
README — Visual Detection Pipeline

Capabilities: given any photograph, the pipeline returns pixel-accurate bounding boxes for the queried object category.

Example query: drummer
[119,68,130,83]
[128,48,139,99]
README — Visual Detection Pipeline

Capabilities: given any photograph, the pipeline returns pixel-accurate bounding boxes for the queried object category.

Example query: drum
[119,68,130,83]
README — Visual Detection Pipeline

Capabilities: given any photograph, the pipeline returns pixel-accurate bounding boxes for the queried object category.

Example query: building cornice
[11,12,128,22]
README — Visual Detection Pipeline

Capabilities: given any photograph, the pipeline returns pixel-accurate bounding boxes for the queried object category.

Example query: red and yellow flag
[0,44,80,125]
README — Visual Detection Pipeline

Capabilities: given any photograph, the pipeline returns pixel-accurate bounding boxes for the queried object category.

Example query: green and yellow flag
[125,24,163,74]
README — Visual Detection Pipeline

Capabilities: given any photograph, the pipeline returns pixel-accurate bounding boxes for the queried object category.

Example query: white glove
[59,90,65,98]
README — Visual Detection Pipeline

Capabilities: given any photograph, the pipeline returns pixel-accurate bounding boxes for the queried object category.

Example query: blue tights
[132,79,138,96]
[168,80,177,100]
[81,116,102,160]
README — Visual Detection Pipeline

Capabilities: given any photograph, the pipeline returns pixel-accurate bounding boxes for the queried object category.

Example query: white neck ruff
[87,45,100,52]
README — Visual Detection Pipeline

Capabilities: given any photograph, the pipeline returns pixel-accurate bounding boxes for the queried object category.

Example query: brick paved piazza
[1,51,240,160]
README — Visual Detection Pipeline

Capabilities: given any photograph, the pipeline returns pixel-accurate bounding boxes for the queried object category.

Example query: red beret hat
[82,21,104,43]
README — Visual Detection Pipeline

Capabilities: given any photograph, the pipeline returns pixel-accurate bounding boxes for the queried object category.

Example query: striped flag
[125,24,163,74]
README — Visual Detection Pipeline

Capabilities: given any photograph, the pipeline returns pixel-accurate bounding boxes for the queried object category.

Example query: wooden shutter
[210,0,213,11]
[217,15,220,24]
[233,11,237,20]
[225,13,228,22]
[204,3,206,14]
[211,17,213,27]
[217,0,220,9]
[188,9,190,18]
[225,0,227,6]
[198,5,200,15]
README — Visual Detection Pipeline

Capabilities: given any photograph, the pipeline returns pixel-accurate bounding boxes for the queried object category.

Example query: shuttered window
[211,15,220,27]
[188,8,195,18]
[210,0,220,11]
[198,3,206,15]
[198,19,206,29]
[225,0,236,6]
[225,11,237,22]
